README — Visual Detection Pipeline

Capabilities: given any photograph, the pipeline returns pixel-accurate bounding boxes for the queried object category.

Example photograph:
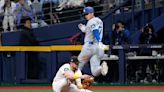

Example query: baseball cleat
[101,61,108,76]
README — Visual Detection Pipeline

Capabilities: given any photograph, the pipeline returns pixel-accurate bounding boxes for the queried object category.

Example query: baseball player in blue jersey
[78,6,108,77]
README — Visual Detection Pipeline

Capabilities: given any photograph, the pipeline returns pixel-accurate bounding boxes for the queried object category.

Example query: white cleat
[101,61,108,76]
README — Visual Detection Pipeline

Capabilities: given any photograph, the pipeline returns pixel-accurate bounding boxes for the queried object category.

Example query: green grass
[0,90,164,92]
[94,90,163,92]
[0,91,52,92]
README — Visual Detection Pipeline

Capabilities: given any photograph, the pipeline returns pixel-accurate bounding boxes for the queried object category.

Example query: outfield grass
[0,90,164,92]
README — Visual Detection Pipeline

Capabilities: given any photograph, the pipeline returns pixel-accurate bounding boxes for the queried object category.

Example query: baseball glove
[82,76,94,89]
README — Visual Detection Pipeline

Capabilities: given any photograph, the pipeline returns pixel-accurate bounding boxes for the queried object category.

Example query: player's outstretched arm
[64,71,81,80]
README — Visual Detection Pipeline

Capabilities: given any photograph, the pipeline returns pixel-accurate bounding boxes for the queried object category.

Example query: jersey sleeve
[60,64,71,74]
[90,20,101,42]
[90,21,99,31]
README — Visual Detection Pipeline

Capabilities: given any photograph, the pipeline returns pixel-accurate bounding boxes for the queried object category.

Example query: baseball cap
[83,6,94,15]
[70,56,79,65]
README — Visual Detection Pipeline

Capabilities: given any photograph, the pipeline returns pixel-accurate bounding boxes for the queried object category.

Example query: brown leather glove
[82,76,94,89]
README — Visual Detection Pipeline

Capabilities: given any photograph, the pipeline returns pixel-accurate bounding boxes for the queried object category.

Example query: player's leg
[90,55,101,76]
[97,45,108,76]
[90,45,108,76]
[96,45,105,59]
[69,84,80,92]
[78,44,92,70]
[52,78,70,92]
[61,85,71,92]
[89,44,104,76]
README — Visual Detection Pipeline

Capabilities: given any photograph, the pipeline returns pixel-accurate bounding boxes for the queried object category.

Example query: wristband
[73,73,81,79]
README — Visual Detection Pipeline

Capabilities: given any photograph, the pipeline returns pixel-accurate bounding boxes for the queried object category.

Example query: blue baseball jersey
[84,17,103,43]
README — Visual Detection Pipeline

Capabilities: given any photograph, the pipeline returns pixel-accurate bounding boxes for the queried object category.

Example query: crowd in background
[0,0,104,32]
[0,0,162,32]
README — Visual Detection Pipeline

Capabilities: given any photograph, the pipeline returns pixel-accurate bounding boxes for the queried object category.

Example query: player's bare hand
[78,23,86,32]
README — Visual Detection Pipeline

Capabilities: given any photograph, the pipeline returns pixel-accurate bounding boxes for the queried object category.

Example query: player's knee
[91,68,99,76]
[97,51,104,59]
[91,66,101,77]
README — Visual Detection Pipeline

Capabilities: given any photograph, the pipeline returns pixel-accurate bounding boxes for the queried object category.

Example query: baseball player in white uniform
[52,56,92,92]
[78,6,108,77]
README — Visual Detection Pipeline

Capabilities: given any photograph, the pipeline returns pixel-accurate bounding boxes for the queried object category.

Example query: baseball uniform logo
[64,68,69,71]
